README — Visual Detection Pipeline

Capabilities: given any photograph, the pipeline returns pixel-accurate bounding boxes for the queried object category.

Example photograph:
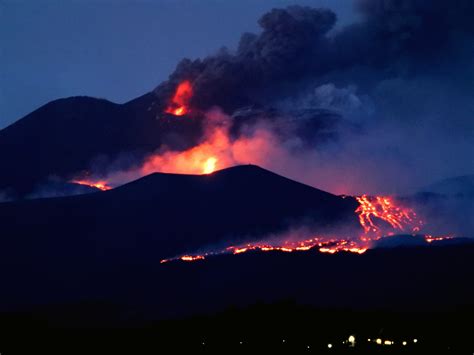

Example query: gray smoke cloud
[152,0,474,196]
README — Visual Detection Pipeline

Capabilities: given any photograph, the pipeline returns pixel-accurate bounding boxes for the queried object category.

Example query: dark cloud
[156,0,474,110]
[153,0,473,196]
[155,6,337,111]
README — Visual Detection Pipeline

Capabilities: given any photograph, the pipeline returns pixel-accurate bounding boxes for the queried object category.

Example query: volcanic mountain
[0,165,358,308]
[0,93,205,198]
[0,92,341,199]
[0,165,472,322]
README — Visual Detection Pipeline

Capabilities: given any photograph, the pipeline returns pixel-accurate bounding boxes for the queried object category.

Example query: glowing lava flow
[159,195,455,264]
[160,238,368,264]
[165,81,193,116]
[202,157,218,174]
[425,235,454,243]
[72,179,112,191]
[355,195,423,237]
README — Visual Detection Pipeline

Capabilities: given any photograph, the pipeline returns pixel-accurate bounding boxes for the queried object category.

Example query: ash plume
[155,0,474,113]
[151,0,473,195]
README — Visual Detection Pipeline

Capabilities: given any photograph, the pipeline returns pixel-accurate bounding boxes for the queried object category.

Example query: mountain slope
[0,165,359,309]
[0,165,359,258]
[0,166,472,316]
[0,93,203,197]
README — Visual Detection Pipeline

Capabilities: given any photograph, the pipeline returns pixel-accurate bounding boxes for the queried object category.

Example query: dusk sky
[1,0,354,129]
[0,2,473,347]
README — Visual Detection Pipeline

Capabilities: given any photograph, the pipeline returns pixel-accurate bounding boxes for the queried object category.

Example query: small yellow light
[376,338,382,345]
[348,335,356,343]
[413,339,418,343]
[328,343,333,349]
[402,341,407,346]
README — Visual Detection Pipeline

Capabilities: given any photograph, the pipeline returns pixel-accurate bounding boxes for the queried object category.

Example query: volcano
[0,165,472,321]
[0,93,204,198]
[0,86,344,200]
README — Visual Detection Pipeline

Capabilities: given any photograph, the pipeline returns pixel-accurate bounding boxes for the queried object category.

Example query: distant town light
[327,343,333,349]
[376,338,382,345]
[348,335,356,347]
[384,340,393,346]
[402,341,407,346]
[413,339,418,343]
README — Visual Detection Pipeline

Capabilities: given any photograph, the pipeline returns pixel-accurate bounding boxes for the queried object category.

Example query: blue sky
[0,0,354,128]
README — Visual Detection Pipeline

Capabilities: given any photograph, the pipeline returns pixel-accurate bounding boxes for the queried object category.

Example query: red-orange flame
[424,235,454,243]
[72,179,112,191]
[165,81,193,116]
[160,238,371,264]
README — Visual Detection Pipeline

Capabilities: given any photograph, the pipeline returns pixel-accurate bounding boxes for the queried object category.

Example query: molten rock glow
[135,111,285,177]
[160,238,368,264]
[72,179,112,191]
[165,81,193,116]
[355,195,423,238]
[160,196,451,264]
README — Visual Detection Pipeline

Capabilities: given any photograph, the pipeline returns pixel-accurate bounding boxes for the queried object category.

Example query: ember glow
[160,238,367,264]
[355,195,423,237]
[131,111,284,177]
[72,179,112,191]
[165,80,193,116]
[68,111,277,185]
[159,231,456,264]
[202,157,218,174]
[425,235,454,243]
[159,196,454,264]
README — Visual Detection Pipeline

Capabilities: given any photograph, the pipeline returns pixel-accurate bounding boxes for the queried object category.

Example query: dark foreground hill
[0,165,359,308]
[0,245,473,355]
[0,166,472,337]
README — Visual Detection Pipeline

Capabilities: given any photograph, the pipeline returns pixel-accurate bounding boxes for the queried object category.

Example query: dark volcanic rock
[0,93,204,197]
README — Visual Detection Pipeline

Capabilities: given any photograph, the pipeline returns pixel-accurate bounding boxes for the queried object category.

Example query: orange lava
[72,179,112,191]
[165,81,193,116]
[139,113,281,176]
[355,195,423,237]
[424,235,454,243]
[159,238,371,264]
[159,196,455,264]
[202,157,218,174]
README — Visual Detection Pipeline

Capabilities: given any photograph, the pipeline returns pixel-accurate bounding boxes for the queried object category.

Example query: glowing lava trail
[355,195,423,237]
[425,235,454,243]
[159,195,453,264]
[160,238,369,264]
[165,81,193,116]
[72,179,112,191]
